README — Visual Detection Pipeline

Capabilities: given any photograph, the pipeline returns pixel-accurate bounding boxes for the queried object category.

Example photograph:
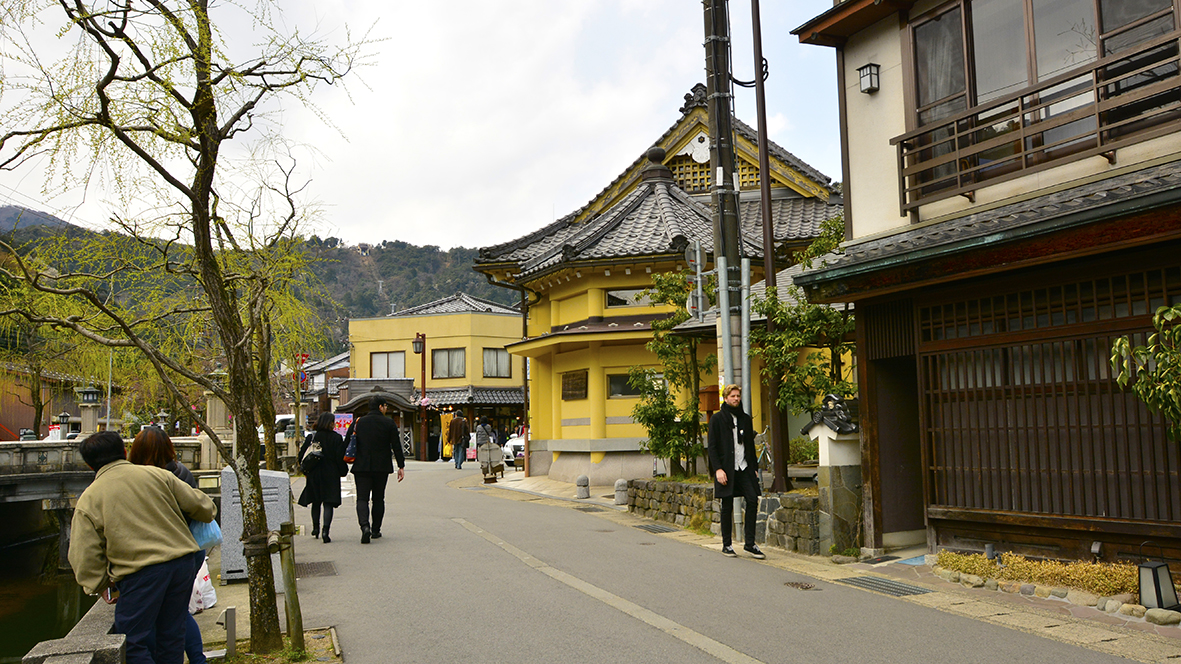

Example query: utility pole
[704,0,743,389]
[749,0,791,492]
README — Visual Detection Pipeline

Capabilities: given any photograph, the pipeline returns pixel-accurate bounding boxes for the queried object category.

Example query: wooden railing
[892,29,1181,215]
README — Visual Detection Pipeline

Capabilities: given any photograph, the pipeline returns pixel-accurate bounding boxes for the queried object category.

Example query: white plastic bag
[189,557,217,614]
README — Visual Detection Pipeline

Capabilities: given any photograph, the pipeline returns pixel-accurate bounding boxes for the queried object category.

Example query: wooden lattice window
[917,265,1181,524]
[669,154,711,193]
[737,159,760,190]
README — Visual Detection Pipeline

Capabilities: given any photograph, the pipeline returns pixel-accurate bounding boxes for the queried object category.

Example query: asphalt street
[284,461,1132,664]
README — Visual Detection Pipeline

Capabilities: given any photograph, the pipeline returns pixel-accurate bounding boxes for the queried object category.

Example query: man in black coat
[350,396,405,543]
[707,384,764,559]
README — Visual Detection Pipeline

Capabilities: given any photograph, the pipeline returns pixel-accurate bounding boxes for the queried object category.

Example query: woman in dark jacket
[127,426,208,664]
[298,412,348,543]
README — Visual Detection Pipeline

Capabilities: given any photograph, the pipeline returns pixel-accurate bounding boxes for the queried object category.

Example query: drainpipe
[484,272,541,476]
[741,257,751,415]
[717,255,733,385]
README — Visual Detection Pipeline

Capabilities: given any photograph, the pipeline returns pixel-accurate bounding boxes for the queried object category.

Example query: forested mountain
[301,236,516,319]
[0,206,517,337]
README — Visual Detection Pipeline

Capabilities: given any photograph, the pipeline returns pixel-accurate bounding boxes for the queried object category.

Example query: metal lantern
[1139,542,1180,610]
[80,385,102,404]
[858,63,880,94]
[412,332,425,355]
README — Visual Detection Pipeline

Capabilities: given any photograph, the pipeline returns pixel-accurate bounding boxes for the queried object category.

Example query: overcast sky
[0,1,839,251]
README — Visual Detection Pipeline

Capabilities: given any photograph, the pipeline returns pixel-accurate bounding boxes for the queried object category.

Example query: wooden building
[794,0,1181,560]
[475,86,839,484]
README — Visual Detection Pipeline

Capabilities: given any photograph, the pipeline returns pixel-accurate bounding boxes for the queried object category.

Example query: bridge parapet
[0,442,89,476]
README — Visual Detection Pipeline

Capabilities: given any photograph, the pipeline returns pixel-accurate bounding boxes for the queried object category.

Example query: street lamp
[412,332,427,461]
[57,411,71,440]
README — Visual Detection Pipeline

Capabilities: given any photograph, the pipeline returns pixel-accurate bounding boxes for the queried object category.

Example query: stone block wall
[627,480,821,555]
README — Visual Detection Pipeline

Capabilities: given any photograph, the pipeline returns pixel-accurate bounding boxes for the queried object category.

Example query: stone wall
[627,480,821,555]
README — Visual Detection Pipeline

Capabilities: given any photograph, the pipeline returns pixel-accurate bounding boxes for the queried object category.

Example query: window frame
[431,347,466,379]
[605,289,653,308]
[482,347,512,379]
[370,351,405,379]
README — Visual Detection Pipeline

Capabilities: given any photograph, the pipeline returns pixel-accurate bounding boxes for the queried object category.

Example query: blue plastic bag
[190,518,223,550]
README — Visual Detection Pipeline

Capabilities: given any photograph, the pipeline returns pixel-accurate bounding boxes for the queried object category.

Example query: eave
[792,0,915,47]
[507,329,653,357]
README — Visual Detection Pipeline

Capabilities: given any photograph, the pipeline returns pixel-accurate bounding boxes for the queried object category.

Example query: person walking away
[127,427,209,664]
[449,412,470,469]
[298,412,349,543]
[70,431,215,664]
[474,416,494,448]
[707,384,764,559]
[351,397,405,543]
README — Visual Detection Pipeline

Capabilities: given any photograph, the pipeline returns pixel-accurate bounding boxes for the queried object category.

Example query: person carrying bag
[297,413,348,544]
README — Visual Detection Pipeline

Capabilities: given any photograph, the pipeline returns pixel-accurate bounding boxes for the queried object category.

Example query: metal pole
[705,0,743,388]
[741,258,751,415]
[717,255,733,385]
[750,0,790,492]
[419,333,428,462]
[695,241,705,322]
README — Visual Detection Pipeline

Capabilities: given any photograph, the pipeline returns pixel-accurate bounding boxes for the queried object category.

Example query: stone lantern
[78,385,102,436]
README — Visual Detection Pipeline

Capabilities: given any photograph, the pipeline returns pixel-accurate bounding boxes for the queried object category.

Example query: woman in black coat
[298,412,348,543]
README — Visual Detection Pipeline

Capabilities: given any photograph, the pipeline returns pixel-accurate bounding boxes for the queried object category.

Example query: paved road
[288,462,1131,664]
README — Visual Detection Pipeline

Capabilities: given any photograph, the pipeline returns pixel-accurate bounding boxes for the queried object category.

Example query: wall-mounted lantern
[858,63,880,94]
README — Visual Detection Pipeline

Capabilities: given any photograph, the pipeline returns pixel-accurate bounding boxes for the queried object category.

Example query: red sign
[293,371,307,383]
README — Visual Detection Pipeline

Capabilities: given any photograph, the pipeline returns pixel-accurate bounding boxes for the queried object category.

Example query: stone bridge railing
[0,437,206,475]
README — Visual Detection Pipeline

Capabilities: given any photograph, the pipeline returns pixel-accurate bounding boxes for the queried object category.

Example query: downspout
[484,272,541,477]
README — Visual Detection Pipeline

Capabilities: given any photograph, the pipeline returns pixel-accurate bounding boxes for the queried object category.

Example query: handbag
[343,433,357,463]
[300,433,324,474]
[189,518,223,550]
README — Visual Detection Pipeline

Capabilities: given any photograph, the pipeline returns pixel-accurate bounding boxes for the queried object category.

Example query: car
[503,434,524,466]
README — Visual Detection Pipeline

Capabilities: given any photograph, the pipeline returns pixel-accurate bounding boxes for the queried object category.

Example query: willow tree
[0,0,369,651]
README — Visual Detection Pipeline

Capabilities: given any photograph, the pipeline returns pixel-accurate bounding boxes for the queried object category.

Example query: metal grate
[294,561,337,578]
[835,576,931,597]
[575,506,605,513]
[635,523,677,534]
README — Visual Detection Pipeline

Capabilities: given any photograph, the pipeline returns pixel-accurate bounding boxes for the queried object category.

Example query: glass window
[608,374,641,398]
[973,0,1028,102]
[915,6,966,108]
[605,289,652,308]
[1033,0,1097,82]
[370,351,405,379]
[432,348,465,379]
[483,348,511,378]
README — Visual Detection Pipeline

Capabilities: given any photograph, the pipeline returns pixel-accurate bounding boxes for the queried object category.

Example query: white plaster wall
[845,14,910,241]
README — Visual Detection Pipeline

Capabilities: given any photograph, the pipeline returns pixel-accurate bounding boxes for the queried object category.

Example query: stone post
[802,396,861,557]
[78,404,100,437]
[203,389,233,468]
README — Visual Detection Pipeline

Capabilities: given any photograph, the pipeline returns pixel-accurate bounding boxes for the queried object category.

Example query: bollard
[216,606,236,658]
[576,475,590,499]
[279,522,305,653]
[614,479,628,505]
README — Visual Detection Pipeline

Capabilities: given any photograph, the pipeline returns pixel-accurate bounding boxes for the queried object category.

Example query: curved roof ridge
[653,182,687,246]
[389,292,518,317]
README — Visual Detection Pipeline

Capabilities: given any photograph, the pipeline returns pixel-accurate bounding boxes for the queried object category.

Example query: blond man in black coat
[707,384,764,559]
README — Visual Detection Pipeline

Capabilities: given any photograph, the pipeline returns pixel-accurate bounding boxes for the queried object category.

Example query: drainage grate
[862,555,899,565]
[784,581,816,590]
[575,506,605,513]
[635,523,677,534]
[834,576,931,597]
[294,561,337,578]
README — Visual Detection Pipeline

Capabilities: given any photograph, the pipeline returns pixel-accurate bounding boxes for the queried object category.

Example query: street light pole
[413,333,428,461]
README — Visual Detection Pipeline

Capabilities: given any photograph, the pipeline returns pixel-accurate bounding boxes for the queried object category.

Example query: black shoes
[360,526,371,544]
[722,545,737,557]
[744,544,765,559]
[311,528,319,539]
[371,529,382,539]
[322,531,331,544]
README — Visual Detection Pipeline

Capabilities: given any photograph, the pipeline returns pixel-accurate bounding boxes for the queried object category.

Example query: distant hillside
[301,236,517,319]
[0,206,82,243]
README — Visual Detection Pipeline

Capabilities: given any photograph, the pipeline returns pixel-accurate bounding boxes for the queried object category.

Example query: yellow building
[347,293,525,460]
[475,85,839,483]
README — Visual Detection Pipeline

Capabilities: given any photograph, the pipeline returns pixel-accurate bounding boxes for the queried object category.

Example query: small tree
[1111,304,1181,440]
[627,367,696,472]
[750,215,856,415]
[629,270,716,476]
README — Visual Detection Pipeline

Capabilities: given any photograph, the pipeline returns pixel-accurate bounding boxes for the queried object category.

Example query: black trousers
[353,472,389,532]
[719,466,760,548]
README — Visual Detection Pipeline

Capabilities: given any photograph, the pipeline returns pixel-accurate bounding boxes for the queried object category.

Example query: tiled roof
[390,292,518,317]
[476,84,835,268]
[673,257,853,334]
[481,155,839,280]
[304,351,349,373]
[417,386,525,407]
[796,159,1181,286]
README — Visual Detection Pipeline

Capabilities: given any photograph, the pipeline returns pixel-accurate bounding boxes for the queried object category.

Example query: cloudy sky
[0,1,839,250]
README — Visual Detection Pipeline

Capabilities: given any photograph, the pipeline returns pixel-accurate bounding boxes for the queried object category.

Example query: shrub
[935,551,1139,597]
[787,437,819,465]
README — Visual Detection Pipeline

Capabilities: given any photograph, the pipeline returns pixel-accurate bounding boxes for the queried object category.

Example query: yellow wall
[349,311,524,393]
